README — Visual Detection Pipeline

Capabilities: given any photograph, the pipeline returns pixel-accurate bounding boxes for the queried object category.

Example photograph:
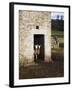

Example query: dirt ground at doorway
[19,51,64,79]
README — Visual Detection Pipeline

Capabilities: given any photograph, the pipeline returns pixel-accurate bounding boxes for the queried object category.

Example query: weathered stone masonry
[19,10,51,65]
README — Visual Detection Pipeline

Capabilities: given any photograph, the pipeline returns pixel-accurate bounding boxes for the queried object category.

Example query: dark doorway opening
[34,34,44,63]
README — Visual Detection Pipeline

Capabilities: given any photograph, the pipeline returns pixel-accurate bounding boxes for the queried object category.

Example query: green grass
[51,29,64,43]
[51,30,64,37]
[52,47,64,52]
[59,38,64,43]
[51,29,64,51]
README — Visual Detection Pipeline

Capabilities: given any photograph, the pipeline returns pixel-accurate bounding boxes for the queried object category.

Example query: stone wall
[19,10,51,65]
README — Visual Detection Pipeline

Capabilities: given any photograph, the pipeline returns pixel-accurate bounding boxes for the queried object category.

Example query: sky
[51,12,64,20]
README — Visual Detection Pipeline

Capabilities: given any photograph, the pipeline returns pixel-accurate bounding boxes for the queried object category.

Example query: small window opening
[36,26,39,29]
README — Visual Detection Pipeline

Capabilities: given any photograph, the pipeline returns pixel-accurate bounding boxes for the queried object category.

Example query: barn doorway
[34,34,44,63]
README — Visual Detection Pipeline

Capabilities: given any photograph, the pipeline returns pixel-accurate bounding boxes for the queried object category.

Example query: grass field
[52,30,64,36]
[51,30,64,49]
[51,29,64,57]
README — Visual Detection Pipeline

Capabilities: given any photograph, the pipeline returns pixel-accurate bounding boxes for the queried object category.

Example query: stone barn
[19,10,51,65]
